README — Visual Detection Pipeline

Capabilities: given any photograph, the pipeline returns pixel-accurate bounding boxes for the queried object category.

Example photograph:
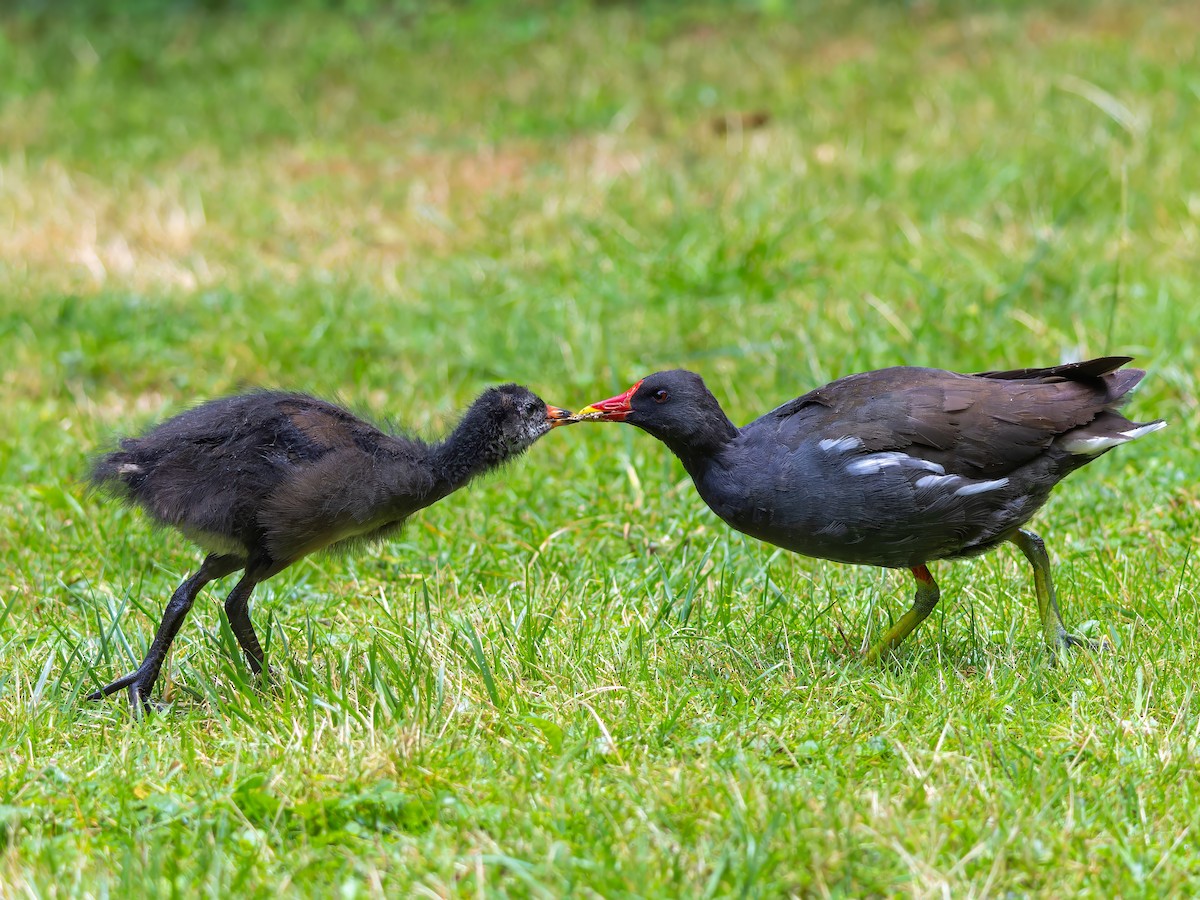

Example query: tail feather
[1101,368,1147,405]
[976,355,1133,382]
[90,442,155,498]
[976,355,1148,410]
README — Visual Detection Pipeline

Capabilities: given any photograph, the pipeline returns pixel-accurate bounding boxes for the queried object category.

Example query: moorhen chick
[89,384,573,706]
[575,357,1164,661]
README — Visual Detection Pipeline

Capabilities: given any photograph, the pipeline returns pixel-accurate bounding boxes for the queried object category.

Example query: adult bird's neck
[658,412,740,483]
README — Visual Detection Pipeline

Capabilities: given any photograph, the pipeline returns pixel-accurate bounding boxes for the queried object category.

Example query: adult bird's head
[575,370,738,460]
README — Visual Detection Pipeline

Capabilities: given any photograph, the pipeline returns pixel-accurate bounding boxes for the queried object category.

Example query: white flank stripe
[916,474,960,489]
[819,436,863,453]
[954,477,1010,496]
[846,455,903,475]
[847,452,946,476]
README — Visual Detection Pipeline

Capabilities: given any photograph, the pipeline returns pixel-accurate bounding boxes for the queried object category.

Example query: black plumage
[89,385,572,706]
[575,357,1165,660]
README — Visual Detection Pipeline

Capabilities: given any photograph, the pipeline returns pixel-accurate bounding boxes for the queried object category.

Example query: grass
[2,0,1199,895]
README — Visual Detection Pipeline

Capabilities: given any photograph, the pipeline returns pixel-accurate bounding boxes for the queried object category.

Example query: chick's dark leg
[222,574,266,675]
[88,553,241,707]
[1010,528,1090,657]
[221,554,281,677]
[865,565,941,663]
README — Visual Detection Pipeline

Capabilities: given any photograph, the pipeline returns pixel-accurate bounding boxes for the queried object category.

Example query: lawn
[2,0,1199,895]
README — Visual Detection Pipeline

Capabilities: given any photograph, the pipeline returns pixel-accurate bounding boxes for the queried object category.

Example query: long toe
[1050,632,1106,666]
[1062,633,1107,653]
[86,663,165,708]
[86,670,141,703]
[126,680,160,712]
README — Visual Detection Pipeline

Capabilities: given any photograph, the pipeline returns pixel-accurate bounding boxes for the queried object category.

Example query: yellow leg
[1010,528,1090,658]
[865,565,941,663]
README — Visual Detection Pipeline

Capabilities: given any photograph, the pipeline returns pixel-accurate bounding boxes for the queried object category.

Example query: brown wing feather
[799,360,1146,479]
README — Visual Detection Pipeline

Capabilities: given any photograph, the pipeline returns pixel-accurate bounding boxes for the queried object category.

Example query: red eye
[654,390,669,403]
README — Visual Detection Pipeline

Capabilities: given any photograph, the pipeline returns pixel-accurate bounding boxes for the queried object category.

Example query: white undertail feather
[1061,420,1167,455]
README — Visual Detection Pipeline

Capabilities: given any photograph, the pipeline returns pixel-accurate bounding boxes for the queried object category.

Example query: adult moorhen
[89,384,573,707]
[575,357,1164,661]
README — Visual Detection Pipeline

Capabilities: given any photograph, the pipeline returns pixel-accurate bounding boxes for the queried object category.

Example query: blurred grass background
[2,0,1198,895]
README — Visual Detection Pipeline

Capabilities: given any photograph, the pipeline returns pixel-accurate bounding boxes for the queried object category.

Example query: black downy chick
[89,384,573,707]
